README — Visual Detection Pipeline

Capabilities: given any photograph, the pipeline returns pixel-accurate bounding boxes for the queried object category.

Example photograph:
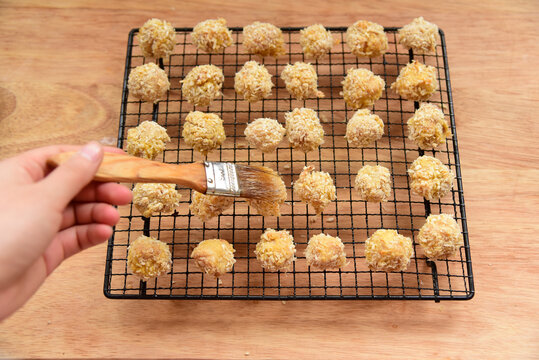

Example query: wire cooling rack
[104,26,474,301]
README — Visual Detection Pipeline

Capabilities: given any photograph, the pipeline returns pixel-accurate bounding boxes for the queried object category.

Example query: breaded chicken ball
[234,61,274,103]
[281,62,324,100]
[246,171,287,217]
[293,166,336,214]
[126,120,170,160]
[341,68,385,109]
[244,118,285,153]
[127,235,172,281]
[300,24,334,60]
[407,103,451,150]
[365,229,414,272]
[345,109,384,148]
[418,214,463,260]
[191,239,236,278]
[398,17,438,54]
[182,111,226,156]
[408,156,454,201]
[243,21,285,57]
[346,20,388,58]
[128,63,170,103]
[354,165,392,202]
[191,18,233,53]
[132,183,181,218]
[181,64,224,107]
[305,234,347,270]
[285,108,325,152]
[391,60,438,101]
[255,229,296,272]
[138,18,176,59]
[189,191,234,222]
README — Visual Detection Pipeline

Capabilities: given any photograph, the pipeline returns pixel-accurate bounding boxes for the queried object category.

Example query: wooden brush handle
[47,152,208,193]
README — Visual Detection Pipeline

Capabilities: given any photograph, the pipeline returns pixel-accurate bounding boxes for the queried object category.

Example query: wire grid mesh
[104,26,474,301]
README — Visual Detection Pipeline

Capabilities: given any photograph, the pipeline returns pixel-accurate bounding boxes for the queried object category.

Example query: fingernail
[79,142,102,162]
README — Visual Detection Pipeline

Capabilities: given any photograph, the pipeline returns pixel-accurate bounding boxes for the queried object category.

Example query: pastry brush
[47,152,285,199]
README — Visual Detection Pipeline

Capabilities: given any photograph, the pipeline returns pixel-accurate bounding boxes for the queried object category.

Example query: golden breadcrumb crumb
[407,103,451,150]
[132,183,181,218]
[365,229,413,272]
[190,191,234,222]
[345,108,384,147]
[354,165,392,202]
[138,18,176,59]
[244,118,285,153]
[281,62,324,100]
[181,64,224,107]
[305,233,347,270]
[127,235,171,281]
[398,17,438,54]
[418,214,463,260]
[182,111,226,156]
[126,121,170,160]
[246,171,287,217]
[300,24,334,60]
[128,63,170,103]
[408,156,454,201]
[234,61,273,103]
[255,229,296,272]
[191,239,236,278]
[341,68,385,109]
[346,20,388,58]
[391,60,438,101]
[191,18,233,53]
[293,166,336,214]
[285,108,325,152]
[243,22,285,57]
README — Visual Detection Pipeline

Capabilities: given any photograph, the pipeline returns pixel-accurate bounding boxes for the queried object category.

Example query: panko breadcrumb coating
[181,65,224,107]
[345,109,384,147]
[341,68,385,109]
[281,62,324,100]
[246,171,287,216]
[138,18,176,59]
[191,239,236,278]
[191,18,233,53]
[293,166,336,214]
[126,120,170,160]
[346,20,388,58]
[418,214,463,260]
[128,63,170,103]
[243,21,285,57]
[189,191,234,222]
[182,111,226,156]
[255,229,296,272]
[305,234,347,270]
[391,60,438,101]
[407,103,451,150]
[398,17,438,54]
[365,229,413,272]
[127,235,171,281]
[300,24,334,60]
[234,61,273,103]
[408,156,454,201]
[354,165,392,202]
[285,108,325,152]
[244,118,285,153]
[133,183,181,218]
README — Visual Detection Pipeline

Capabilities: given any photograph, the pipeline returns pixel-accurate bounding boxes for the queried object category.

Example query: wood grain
[1,0,538,359]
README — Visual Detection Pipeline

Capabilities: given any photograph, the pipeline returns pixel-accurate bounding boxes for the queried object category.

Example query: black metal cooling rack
[104,26,474,301]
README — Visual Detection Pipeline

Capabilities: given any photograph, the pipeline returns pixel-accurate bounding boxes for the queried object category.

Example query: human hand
[0,142,132,320]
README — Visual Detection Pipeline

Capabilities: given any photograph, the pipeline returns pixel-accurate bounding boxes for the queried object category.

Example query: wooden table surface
[1,0,538,358]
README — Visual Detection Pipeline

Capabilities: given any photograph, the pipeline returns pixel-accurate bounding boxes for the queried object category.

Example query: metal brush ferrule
[204,162,241,197]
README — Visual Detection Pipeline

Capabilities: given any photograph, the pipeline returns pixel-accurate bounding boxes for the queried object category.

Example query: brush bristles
[235,164,287,200]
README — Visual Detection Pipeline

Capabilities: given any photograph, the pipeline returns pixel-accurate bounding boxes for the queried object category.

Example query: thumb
[42,142,104,206]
